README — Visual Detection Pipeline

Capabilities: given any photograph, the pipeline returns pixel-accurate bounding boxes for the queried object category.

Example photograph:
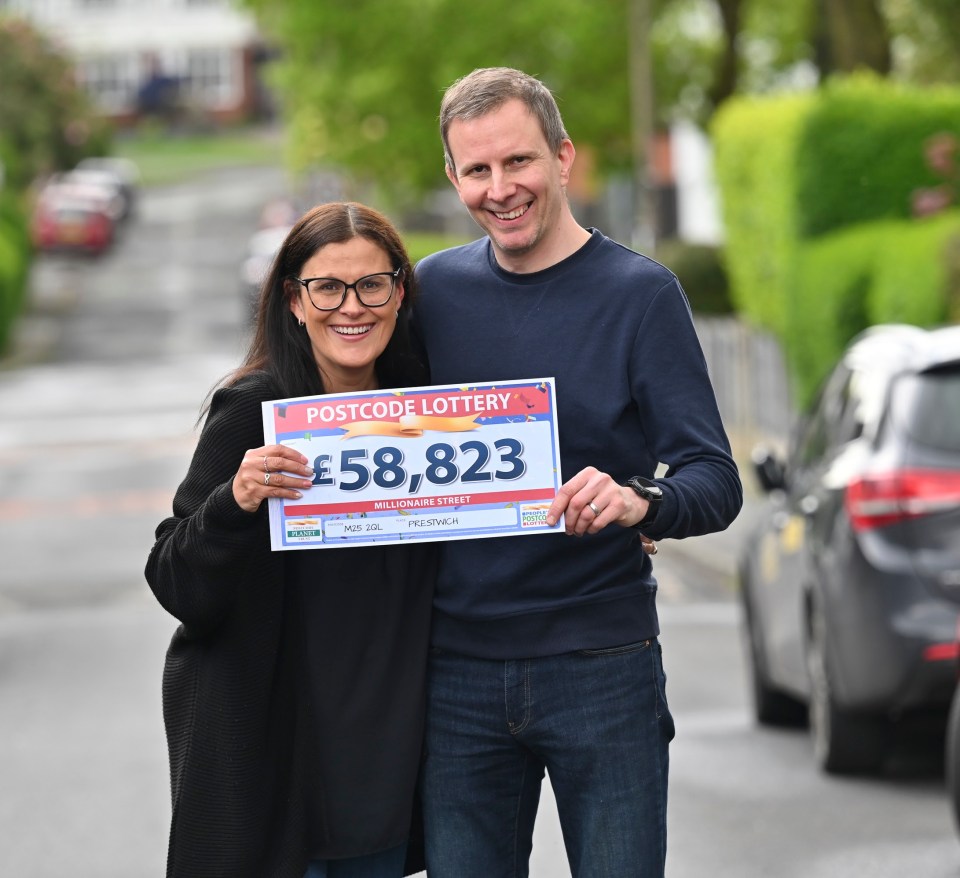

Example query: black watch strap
[624,476,663,529]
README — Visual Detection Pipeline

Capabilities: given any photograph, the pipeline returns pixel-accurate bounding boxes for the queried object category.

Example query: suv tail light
[846,469,960,532]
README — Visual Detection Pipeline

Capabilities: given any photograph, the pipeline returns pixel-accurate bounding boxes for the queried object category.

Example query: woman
[145,202,435,878]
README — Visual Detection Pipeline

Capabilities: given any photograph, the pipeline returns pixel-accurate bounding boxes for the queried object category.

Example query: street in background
[1,166,957,877]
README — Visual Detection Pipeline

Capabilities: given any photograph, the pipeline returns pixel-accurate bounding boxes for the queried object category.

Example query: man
[412,67,742,878]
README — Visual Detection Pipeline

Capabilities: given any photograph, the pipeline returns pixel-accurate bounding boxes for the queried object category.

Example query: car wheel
[945,684,960,836]
[807,602,886,774]
[740,587,806,727]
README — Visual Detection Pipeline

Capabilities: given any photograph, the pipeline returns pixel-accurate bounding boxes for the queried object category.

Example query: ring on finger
[263,455,269,473]
[649,542,658,555]
[588,502,601,517]
[264,472,271,486]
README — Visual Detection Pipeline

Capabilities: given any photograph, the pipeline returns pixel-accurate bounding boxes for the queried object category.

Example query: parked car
[30,179,116,255]
[58,168,129,223]
[739,323,960,774]
[946,678,960,835]
[74,156,140,220]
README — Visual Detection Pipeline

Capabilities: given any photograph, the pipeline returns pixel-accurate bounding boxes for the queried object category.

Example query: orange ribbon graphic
[339,413,481,439]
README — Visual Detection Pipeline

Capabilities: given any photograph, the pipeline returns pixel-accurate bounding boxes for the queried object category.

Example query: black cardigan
[145,372,434,877]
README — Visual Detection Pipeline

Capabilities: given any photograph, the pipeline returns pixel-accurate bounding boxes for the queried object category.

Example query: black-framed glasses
[288,268,402,311]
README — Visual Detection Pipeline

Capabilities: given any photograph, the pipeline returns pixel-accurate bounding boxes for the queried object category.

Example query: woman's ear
[287,283,305,323]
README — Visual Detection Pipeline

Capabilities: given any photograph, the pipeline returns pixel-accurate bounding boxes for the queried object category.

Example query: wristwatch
[624,476,663,529]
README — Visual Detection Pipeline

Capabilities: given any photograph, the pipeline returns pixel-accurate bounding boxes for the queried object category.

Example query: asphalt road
[1,164,958,877]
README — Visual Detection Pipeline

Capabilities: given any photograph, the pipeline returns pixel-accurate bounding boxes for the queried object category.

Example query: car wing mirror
[751,445,787,494]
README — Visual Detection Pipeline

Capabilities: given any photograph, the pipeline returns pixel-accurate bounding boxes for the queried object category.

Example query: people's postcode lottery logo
[520,504,551,528]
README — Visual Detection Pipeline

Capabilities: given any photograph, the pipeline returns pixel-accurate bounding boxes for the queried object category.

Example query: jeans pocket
[577,638,653,657]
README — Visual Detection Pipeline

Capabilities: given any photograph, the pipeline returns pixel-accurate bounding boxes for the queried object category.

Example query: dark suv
[739,323,960,774]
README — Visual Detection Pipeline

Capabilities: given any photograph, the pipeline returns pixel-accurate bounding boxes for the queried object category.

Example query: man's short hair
[440,67,569,174]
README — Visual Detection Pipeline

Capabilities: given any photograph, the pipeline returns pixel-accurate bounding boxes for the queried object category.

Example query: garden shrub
[0,190,30,354]
[869,210,960,326]
[712,76,960,408]
[655,239,732,314]
[711,93,813,336]
[796,75,960,237]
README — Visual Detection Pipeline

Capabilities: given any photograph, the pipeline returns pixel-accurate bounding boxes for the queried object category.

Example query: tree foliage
[0,16,111,192]
[240,0,960,203]
[884,0,960,83]
[243,0,726,201]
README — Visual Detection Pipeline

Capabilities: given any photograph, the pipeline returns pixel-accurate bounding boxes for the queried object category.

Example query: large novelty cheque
[261,378,563,549]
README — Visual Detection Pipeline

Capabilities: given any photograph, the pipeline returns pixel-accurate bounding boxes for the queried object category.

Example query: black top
[413,232,741,658]
[290,545,433,858]
[145,372,436,877]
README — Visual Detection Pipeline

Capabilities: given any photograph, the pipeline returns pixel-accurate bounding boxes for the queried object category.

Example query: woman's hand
[232,445,315,513]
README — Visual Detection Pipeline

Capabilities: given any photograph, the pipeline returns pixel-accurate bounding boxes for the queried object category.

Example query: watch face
[630,478,661,500]
[627,477,662,529]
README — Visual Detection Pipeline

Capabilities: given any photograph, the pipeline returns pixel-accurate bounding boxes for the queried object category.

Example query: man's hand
[546,466,652,538]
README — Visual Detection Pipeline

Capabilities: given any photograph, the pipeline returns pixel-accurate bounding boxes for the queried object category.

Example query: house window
[77,52,139,114]
[183,48,236,109]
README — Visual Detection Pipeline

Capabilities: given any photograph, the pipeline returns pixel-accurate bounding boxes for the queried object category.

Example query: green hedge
[654,240,732,315]
[0,191,30,357]
[796,75,960,237]
[787,213,960,401]
[711,93,813,336]
[785,221,882,400]
[712,76,960,407]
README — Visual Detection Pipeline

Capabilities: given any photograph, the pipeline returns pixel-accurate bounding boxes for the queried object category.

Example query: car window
[890,369,960,452]
[792,364,853,467]
[833,371,863,445]
[835,366,889,445]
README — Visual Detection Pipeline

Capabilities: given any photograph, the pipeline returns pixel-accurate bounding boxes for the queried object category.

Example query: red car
[31,180,116,255]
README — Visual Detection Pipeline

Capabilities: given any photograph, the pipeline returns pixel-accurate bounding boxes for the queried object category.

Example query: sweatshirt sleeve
[144,379,272,634]
[631,277,743,540]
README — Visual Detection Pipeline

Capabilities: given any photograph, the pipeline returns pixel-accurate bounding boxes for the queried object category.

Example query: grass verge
[113,124,283,186]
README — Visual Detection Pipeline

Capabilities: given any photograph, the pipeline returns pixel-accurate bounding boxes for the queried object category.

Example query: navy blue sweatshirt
[413,230,742,658]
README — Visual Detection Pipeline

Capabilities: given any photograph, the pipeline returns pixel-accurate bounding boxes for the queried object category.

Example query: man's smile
[491,203,530,221]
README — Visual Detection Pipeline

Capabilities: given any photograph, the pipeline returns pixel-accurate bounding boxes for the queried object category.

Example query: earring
[298,319,304,327]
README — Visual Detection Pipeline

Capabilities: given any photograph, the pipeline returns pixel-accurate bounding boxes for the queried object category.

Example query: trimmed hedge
[712,75,960,407]
[0,191,30,357]
[870,211,960,325]
[654,240,732,315]
[711,93,813,335]
[787,213,960,401]
[796,76,960,237]
[786,220,882,400]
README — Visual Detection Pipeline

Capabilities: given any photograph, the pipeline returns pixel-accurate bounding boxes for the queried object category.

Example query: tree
[0,16,111,192]
[884,0,960,83]
[243,0,735,203]
[244,0,640,202]
[813,0,891,74]
[240,0,960,204]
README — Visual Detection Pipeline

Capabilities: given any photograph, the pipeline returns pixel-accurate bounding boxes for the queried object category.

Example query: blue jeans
[303,843,407,878]
[420,640,674,878]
